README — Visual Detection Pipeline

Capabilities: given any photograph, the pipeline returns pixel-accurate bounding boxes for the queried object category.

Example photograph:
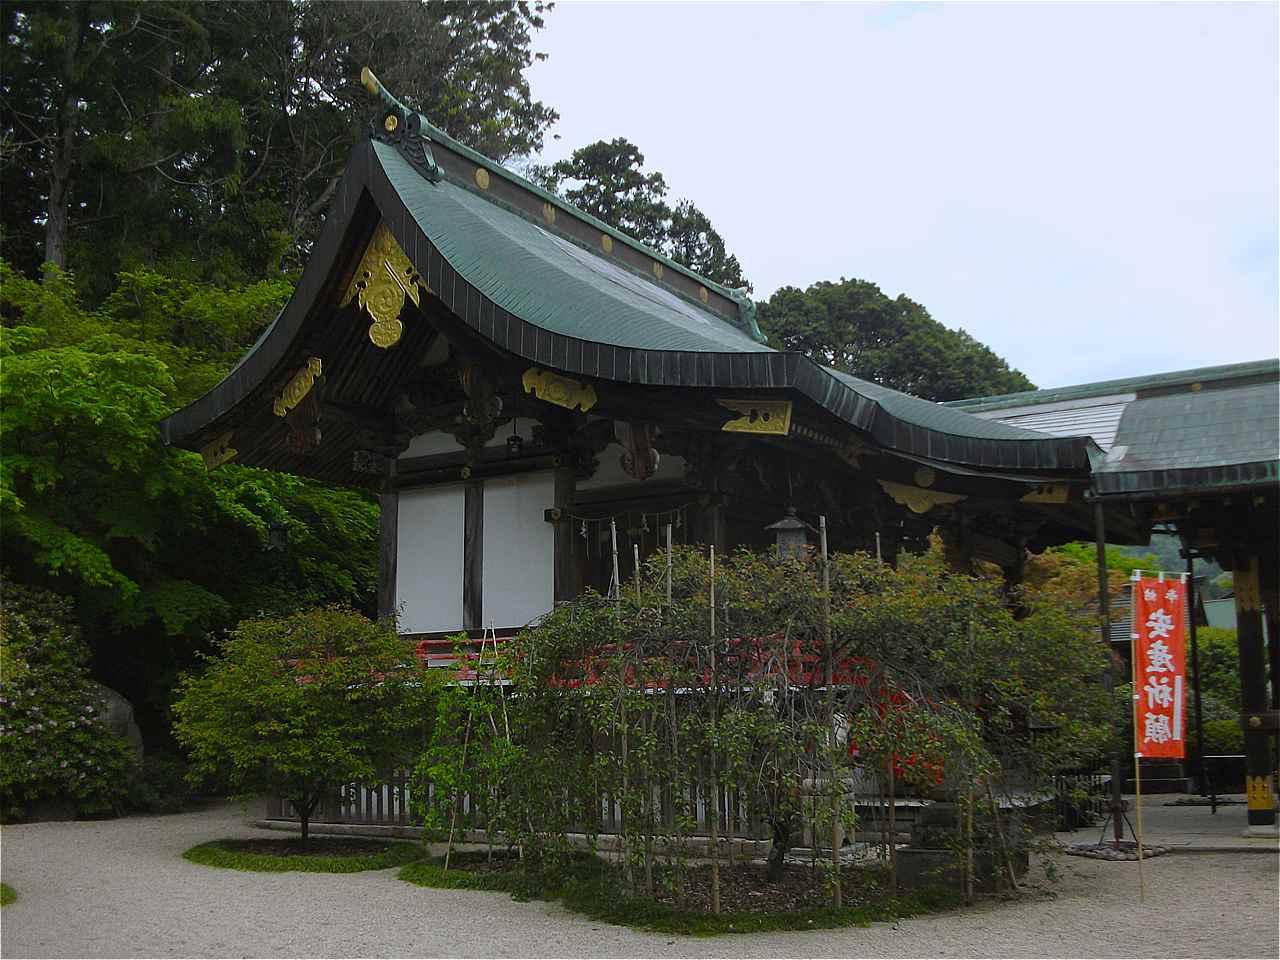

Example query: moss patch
[1,883,16,906]
[398,853,961,936]
[184,838,423,873]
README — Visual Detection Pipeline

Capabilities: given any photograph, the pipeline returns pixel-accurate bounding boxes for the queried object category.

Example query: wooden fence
[265,763,939,850]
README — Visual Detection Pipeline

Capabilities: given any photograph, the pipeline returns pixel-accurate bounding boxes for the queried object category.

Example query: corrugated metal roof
[965,393,1134,451]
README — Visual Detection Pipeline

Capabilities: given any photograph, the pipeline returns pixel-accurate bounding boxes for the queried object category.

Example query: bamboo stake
[634,543,642,604]
[444,710,473,873]
[964,788,975,904]
[709,544,721,915]
[886,753,897,895]
[610,519,621,609]
[666,523,673,606]
[820,516,841,907]
[985,778,1020,893]
[1131,570,1146,902]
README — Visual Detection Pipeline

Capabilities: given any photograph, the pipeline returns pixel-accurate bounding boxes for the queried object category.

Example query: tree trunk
[45,5,88,270]
[767,817,790,882]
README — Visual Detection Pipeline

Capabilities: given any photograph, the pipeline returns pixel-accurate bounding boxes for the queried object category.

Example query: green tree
[1,260,378,737]
[757,278,1034,401]
[540,138,671,248]
[2,1,558,297]
[536,137,751,290]
[666,201,749,291]
[173,605,433,843]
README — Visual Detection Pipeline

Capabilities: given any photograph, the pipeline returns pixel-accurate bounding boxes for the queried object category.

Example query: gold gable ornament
[342,223,430,348]
[273,358,323,417]
[878,479,966,515]
[718,399,792,436]
[201,431,237,471]
[522,368,597,412]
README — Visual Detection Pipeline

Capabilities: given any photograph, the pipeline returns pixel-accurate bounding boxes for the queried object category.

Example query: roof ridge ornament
[727,288,766,342]
[361,66,441,182]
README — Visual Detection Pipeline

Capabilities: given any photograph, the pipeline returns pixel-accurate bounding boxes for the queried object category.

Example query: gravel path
[2,802,1276,959]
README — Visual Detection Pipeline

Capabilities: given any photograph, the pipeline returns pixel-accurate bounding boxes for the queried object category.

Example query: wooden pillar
[1262,553,1280,808]
[698,491,726,552]
[940,520,974,575]
[377,487,399,623]
[1234,554,1276,828]
[463,479,484,630]
[553,462,579,602]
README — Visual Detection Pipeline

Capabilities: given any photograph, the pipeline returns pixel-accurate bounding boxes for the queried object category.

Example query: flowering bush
[0,582,134,819]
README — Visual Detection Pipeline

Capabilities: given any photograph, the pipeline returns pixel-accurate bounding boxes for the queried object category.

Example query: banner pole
[1131,570,1146,902]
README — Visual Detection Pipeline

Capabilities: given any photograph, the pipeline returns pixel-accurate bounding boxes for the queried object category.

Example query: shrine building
[160,68,1112,636]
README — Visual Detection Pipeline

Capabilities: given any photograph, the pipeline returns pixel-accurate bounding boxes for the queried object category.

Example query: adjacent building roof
[949,359,1280,499]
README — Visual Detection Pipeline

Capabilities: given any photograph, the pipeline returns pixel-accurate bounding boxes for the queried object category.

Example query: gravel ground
[1,802,1276,959]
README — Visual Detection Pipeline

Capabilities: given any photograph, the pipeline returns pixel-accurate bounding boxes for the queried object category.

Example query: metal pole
[1094,501,1126,844]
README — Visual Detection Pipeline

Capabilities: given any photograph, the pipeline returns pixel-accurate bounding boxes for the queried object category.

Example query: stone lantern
[765,507,814,559]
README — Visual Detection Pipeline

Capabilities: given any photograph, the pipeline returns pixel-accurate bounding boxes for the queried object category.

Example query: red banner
[1132,575,1187,759]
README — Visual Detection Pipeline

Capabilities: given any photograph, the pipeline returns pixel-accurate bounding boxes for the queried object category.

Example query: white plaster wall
[578,443,687,490]
[396,485,465,633]
[482,471,555,629]
[399,425,534,459]
[400,431,465,458]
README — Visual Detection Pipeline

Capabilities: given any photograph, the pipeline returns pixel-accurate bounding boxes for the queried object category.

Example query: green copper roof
[1092,378,1280,497]
[378,143,767,355]
[825,368,1052,442]
[160,130,1101,476]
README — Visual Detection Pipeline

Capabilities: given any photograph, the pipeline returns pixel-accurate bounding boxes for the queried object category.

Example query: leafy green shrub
[1,883,15,906]
[123,750,198,814]
[173,605,437,843]
[0,583,135,820]
[1200,718,1244,756]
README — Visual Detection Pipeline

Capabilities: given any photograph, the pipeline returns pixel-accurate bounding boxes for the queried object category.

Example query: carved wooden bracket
[201,431,237,471]
[617,421,660,480]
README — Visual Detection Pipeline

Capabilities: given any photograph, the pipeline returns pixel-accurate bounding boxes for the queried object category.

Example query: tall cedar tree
[2,0,557,299]
[536,137,751,291]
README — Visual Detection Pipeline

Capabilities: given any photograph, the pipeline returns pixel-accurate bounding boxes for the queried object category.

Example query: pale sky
[525,1,1279,390]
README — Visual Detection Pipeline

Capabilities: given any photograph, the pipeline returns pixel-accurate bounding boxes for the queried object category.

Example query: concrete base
[1241,825,1280,839]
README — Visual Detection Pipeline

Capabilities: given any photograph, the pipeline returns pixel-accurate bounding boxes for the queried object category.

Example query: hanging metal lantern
[506,417,524,458]
[765,507,814,559]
